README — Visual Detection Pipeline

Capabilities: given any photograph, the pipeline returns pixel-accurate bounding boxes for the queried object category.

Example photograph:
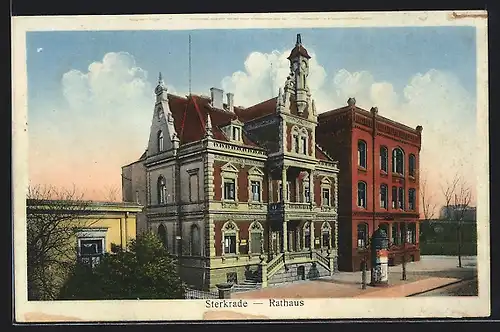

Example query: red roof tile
[167,94,260,148]
[235,97,277,123]
[315,146,330,161]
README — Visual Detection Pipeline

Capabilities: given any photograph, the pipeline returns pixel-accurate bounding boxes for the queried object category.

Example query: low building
[27,199,143,267]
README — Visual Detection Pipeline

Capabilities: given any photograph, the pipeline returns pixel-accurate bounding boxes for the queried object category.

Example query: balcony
[268,202,312,213]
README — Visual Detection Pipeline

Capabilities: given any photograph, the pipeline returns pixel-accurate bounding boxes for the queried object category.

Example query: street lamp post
[402,223,407,281]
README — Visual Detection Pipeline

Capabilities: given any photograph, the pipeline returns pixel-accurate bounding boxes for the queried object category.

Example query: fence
[184,287,219,299]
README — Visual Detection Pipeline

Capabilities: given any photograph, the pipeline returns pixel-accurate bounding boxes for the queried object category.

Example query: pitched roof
[166,94,260,147]
[235,97,277,123]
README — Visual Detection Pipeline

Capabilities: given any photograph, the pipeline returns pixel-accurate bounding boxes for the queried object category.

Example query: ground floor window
[303,223,311,249]
[407,223,417,244]
[78,238,104,268]
[391,223,398,245]
[357,223,369,249]
[250,232,262,254]
[399,222,406,244]
[224,234,237,254]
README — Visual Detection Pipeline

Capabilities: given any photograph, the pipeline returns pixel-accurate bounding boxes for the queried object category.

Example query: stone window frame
[321,177,332,206]
[221,220,239,256]
[187,168,200,203]
[248,220,264,255]
[221,162,239,202]
[247,166,264,203]
[157,175,167,205]
[357,181,367,208]
[189,223,201,256]
[291,125,308,156]
[392,147,405,175]
[229,119,244,144]
[320,221,332,250]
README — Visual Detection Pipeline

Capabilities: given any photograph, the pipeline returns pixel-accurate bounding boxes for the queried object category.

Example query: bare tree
[26,184,99,300]
[102,185,120,202]
[440,173,473,267]
[420,171,438,221]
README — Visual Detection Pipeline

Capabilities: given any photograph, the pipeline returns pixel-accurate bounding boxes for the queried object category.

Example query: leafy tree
[59,232,186,300]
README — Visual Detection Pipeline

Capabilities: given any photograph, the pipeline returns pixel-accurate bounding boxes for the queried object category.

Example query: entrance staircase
[231,277,262,293]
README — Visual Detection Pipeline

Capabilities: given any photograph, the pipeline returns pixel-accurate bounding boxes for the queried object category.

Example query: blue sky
[25,27,478,205]
[27,27,476,111]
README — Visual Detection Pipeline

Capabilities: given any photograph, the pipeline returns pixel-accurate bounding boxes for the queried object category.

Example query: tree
[441,173,473,267]
[59,232,186,300]
[420,171,438,222]
[26,184,98,300]
[102,185,120,202]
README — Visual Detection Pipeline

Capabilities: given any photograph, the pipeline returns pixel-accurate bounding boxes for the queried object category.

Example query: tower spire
[296,33,302,46]
[188,34,192,96]
[158,72,163,85]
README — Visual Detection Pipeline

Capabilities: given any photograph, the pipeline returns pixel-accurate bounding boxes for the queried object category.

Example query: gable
[221,162,239,173]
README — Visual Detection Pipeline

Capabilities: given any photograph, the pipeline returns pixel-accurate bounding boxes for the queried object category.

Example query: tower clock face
[292,61,299,71]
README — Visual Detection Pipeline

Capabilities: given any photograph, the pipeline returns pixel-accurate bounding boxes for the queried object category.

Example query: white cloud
[221,49,477,205]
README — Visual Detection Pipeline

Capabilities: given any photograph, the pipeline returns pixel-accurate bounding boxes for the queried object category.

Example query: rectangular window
[251,181,261,202]
[380,185,387,209]
[232,127,241,141]
[392,186,398,209]
[294,135,300,153]
[224,234,237,254]
[391,223,398,245]
[304,232,311,249]
[398,187,405,209]
[189,174,199,202]
[79,238,104,268]
[224,179,235,200]
[304,186,310,203]
[408,189,415,210]
[301,136,307,154]
[322,188,330,206]
[250,233,262,254]
[135,190,140,204]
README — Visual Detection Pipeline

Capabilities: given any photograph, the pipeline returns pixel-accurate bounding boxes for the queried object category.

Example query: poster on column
[12,9,489,323]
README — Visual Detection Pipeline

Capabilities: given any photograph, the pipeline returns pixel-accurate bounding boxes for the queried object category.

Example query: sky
[26,27,478,211]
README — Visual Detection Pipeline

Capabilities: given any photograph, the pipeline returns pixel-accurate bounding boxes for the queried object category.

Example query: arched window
[358,140,367,168]
[391,186,398,209]
[190,224,201,256]
[158,224,167,249]
[409,154,416,177]
[392,148,405,175]
[380,146,388,172]
[380,184,388,209]
[249,221,263,254]
[357,181,367,208]
[357,223,369,249]
[408,188,416,210]
[321,222,331,249]
[157,176,167,204]
[158,130,164,152]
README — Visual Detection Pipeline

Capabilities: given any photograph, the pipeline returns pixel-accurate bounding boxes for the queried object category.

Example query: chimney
[210,87,224,109]
[226,93,234,113]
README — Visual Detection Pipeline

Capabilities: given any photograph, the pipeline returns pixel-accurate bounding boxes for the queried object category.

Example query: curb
[406,276,477,297]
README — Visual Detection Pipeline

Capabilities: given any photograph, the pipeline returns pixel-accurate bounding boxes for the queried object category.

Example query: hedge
[419,242,477,256]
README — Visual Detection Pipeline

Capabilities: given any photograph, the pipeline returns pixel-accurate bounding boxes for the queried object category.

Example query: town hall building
[122,35,340,290]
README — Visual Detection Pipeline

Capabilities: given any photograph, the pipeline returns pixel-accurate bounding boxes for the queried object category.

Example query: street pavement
[230,255,478,299]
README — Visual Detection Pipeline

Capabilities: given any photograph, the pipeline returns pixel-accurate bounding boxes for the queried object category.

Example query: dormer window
[232,126,241,141]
